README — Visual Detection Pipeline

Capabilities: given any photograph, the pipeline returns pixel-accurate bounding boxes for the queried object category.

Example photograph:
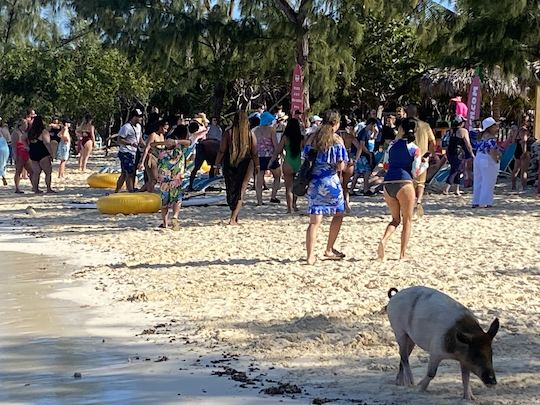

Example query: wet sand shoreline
[0,235,304,404]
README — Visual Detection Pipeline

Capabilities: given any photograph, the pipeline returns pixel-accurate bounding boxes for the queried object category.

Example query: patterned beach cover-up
[305,143,348,215]
[157,145,186,207]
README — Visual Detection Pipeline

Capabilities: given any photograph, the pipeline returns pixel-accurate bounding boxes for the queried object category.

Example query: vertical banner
[290,64,304,115]
[467,75,482,130]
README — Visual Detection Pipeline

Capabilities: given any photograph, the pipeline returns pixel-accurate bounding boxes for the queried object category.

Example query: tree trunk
[212,81,226,118]
[296,25,310,113]
[492,93,502,120]
[535,85,540,140]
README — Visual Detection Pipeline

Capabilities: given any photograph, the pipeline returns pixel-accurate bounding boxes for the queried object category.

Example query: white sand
[0,151,539,404]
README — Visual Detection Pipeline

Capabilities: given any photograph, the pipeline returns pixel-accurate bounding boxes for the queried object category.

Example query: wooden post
[535,85,540,140]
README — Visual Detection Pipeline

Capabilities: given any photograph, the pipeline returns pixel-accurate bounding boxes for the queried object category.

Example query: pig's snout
[481,371,497,387]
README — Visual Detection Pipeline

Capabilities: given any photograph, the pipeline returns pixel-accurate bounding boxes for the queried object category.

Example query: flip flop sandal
[324,251,345,260]
[416,203,425,218]
[332,249,346,258]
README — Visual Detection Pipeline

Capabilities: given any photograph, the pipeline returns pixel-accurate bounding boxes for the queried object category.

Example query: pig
[386,286,499,400]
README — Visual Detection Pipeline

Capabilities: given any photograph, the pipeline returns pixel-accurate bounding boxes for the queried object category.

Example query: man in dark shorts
[188,139,220,191]
[115,109,143,192]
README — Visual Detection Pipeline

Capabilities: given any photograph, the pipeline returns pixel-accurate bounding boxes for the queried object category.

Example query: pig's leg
[461,363,475,400]
[418,356,441,392]
[396,334,415,386]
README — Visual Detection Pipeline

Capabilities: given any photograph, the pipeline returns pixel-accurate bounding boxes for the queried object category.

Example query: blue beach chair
[498,143,516,177]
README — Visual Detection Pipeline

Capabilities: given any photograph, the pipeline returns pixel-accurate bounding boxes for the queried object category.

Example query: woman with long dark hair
[269,118,304,213]
[377,118,428,260]
[443,115,474,195]
[28,116,55,193]
[76,113,95,171]
[215,111,259,225]
[304,111,348,265]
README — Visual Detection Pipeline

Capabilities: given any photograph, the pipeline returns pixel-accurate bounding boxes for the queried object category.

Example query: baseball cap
[130,108,144,118]
[260,112,275,126]
[310,115,322,123]
[481,117,497,131]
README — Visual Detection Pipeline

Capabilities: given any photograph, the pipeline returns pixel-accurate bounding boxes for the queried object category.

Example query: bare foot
[46,189,57,194]
[377,241,385,261]
[399,255,410,261]
[33,189,43,194]
[306,256,317,265]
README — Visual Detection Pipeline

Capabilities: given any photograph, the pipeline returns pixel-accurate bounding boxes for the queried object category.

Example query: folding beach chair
[498,143,516,177]
[427,165,450,191]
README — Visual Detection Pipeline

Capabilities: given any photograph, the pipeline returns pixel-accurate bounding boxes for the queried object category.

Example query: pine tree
[421,0,540,76]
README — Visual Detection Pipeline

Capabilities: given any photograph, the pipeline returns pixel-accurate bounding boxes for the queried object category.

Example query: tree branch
[55,23,95,50]
[272,0,298,24]
[3,0,19,46]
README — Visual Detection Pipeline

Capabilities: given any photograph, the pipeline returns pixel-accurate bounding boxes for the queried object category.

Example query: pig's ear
[456,331,472,345]
[487,318,500,339]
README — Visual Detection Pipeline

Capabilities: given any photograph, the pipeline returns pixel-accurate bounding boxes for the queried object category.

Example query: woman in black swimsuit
[28,116,55,193]
[443,116,474,195]
[511,127,530,191]
[48,117,62,160]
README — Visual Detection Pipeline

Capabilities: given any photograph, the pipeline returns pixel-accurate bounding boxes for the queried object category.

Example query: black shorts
[259,156,279,171]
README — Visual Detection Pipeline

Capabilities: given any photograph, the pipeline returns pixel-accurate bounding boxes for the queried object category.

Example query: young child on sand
[154,125,191,230]
[56,119,71,179]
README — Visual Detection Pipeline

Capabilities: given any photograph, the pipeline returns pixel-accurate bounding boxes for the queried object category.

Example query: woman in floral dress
[304,111,348,265]
[154,125,191,230]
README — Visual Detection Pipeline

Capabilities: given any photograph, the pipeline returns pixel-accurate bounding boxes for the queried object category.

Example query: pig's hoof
[418,378,430,392]
[396,373,414,387]
[463,392,476,401]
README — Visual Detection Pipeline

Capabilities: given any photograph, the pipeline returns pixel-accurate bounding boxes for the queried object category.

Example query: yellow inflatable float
[97,193,161,215]
[200,161,211,173]
[87,173,122,189]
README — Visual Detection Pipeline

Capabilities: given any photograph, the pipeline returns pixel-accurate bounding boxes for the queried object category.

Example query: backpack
[293,148,318,197]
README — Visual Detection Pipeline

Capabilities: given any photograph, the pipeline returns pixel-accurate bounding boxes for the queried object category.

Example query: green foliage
[0,36,153,127]
[346,16,425,107]
[0,0,61,50]
[421,0,540,75]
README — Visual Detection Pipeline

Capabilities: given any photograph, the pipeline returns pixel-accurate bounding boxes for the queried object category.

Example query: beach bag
[293,148,318,197]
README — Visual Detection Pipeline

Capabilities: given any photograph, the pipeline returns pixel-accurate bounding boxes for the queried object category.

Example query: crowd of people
[1,102,539,262]
[0,108,97,194]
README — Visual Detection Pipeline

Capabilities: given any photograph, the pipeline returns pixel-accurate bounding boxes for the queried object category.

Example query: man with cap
[306,115,323,138]
[115,109,143,193]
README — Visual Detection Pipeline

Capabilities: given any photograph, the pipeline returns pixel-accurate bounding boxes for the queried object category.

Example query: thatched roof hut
[531,61,540,81]
[419,67,525,99]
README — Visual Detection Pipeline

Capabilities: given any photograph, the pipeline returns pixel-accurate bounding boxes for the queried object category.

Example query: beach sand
[0,151,539,404]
